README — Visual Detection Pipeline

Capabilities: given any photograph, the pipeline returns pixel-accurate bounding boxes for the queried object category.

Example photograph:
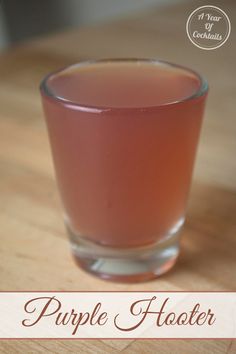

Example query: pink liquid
[42,61,206,248]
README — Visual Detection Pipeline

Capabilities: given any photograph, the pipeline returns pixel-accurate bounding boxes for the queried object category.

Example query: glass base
[67,220,183,283]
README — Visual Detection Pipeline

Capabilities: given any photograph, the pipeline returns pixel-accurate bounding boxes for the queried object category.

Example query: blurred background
[0,0,180,50]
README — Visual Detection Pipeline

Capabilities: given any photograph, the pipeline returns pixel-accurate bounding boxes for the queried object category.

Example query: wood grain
[0,0,235,352]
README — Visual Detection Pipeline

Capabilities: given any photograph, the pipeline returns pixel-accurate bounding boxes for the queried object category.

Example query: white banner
[0,292,235,339]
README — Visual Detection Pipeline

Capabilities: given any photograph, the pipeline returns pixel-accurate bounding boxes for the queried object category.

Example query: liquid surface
[47,61,201,108]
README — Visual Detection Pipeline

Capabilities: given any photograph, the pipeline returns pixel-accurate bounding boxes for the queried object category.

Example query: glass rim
[40,58,209,113]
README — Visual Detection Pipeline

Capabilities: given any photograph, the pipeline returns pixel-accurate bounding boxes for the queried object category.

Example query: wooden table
[0,0,235,352]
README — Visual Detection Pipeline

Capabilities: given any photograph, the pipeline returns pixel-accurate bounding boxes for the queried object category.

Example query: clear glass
[40,59,208,282]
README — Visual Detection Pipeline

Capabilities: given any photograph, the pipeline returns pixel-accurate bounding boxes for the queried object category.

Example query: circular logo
[186,5,231,50]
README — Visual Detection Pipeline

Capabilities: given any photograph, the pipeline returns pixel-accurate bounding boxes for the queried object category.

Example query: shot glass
[40,59,208,282]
